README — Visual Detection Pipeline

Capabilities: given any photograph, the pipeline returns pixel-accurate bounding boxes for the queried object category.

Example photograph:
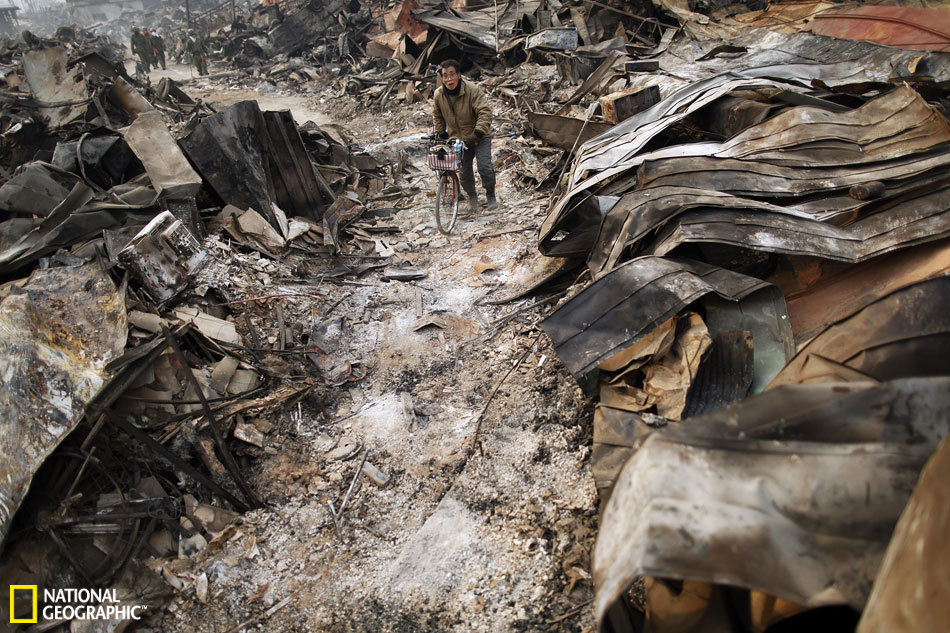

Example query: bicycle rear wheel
[435,171,459,235]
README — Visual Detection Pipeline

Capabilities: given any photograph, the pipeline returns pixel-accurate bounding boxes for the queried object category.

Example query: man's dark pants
[459,136,494,201]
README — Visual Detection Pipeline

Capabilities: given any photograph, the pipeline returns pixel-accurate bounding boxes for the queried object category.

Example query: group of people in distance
[131,27,208,76]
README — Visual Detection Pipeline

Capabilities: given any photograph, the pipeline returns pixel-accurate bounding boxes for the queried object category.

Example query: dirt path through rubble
[153,87,598,632]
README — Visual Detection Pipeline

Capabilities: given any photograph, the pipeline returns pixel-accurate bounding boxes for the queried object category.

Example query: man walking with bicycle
[432,59,497,213]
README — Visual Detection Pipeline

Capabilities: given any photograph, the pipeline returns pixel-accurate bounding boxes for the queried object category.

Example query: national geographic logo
[8,585,36,624]
[8,586,145,625]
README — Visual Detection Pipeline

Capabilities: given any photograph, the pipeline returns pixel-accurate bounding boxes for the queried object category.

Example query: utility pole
[186,0,191,30]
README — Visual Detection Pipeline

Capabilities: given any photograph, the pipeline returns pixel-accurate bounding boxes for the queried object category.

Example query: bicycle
[426,138,466,234]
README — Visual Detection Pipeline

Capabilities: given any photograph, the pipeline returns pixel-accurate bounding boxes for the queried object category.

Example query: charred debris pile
[0,24,402,622]
[2,0,950,631]
[528,2,950,632]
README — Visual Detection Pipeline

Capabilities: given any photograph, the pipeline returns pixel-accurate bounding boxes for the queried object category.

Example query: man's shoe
[465,198,478,216]
[485,196,499,211]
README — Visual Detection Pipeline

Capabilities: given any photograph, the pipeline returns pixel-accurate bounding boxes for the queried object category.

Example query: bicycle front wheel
[435,171,459,235]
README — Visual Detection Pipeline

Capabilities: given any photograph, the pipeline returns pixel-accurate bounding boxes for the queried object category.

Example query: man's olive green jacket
[432,77,492,141]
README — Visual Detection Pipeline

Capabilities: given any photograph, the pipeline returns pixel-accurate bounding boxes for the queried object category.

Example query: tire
[435,172,459,235]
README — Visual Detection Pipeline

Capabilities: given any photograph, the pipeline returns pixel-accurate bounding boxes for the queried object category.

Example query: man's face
[441,66,460,90]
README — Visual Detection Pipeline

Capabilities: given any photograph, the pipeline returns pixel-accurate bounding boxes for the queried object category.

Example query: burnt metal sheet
[416,10,498,49]
[21,46,88,128]
[539,256,790,380]
[712,84,950,164]
[658,20,950,85]
[770,275,950,387]
[0,176,159,275]
[811,5,950,52]
[642,181,950,263]
[123,111,203,198]
[681,379,950,447]
[637,147,950,195]
[857,434,950,633]
[589,186,802,277]
[260,110,328,224]
[267,0,349,56]
[587,173,950,276]
[593,377,950,627]
[416,2,539,52]
[591,405,673,499]
[525,27,578,50]
[108,76,153,116]
[689,95,773,139]
[527,111,614,153]
[0,262,127,548]
[179,101,326,230]
[51,135,139,191]
[541,74,780,250]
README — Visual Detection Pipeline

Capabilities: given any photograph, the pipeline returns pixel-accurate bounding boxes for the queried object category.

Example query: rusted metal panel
[0,263,127,548]
[783,239,950,345]
[770,275,950,387]
[858,434,950,633]
[811,5,950,52]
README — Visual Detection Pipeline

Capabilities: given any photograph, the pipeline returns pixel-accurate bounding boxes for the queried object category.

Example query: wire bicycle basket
[427,142,463,172]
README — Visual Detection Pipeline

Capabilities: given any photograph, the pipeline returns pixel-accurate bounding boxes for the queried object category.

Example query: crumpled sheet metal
[539,256,791,381]
[648,17,950,86]
[637,147,950,196]
[540,74,783,251]
[0,177,158,274]
[770,274,950,387]
[637,180,950,266]
[697,85,950,164]
[681,379,950,447]
[0,162,80,217]
[0,263,127,548]
[593,377,950,627]
[556,86,950,266]
[540,76,950,255]
[416,1,539,52]
[857,433,950,633]
[21,46,88,128]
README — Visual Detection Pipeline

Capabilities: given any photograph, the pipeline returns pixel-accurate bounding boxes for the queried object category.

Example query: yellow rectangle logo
[9,585,38,624]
